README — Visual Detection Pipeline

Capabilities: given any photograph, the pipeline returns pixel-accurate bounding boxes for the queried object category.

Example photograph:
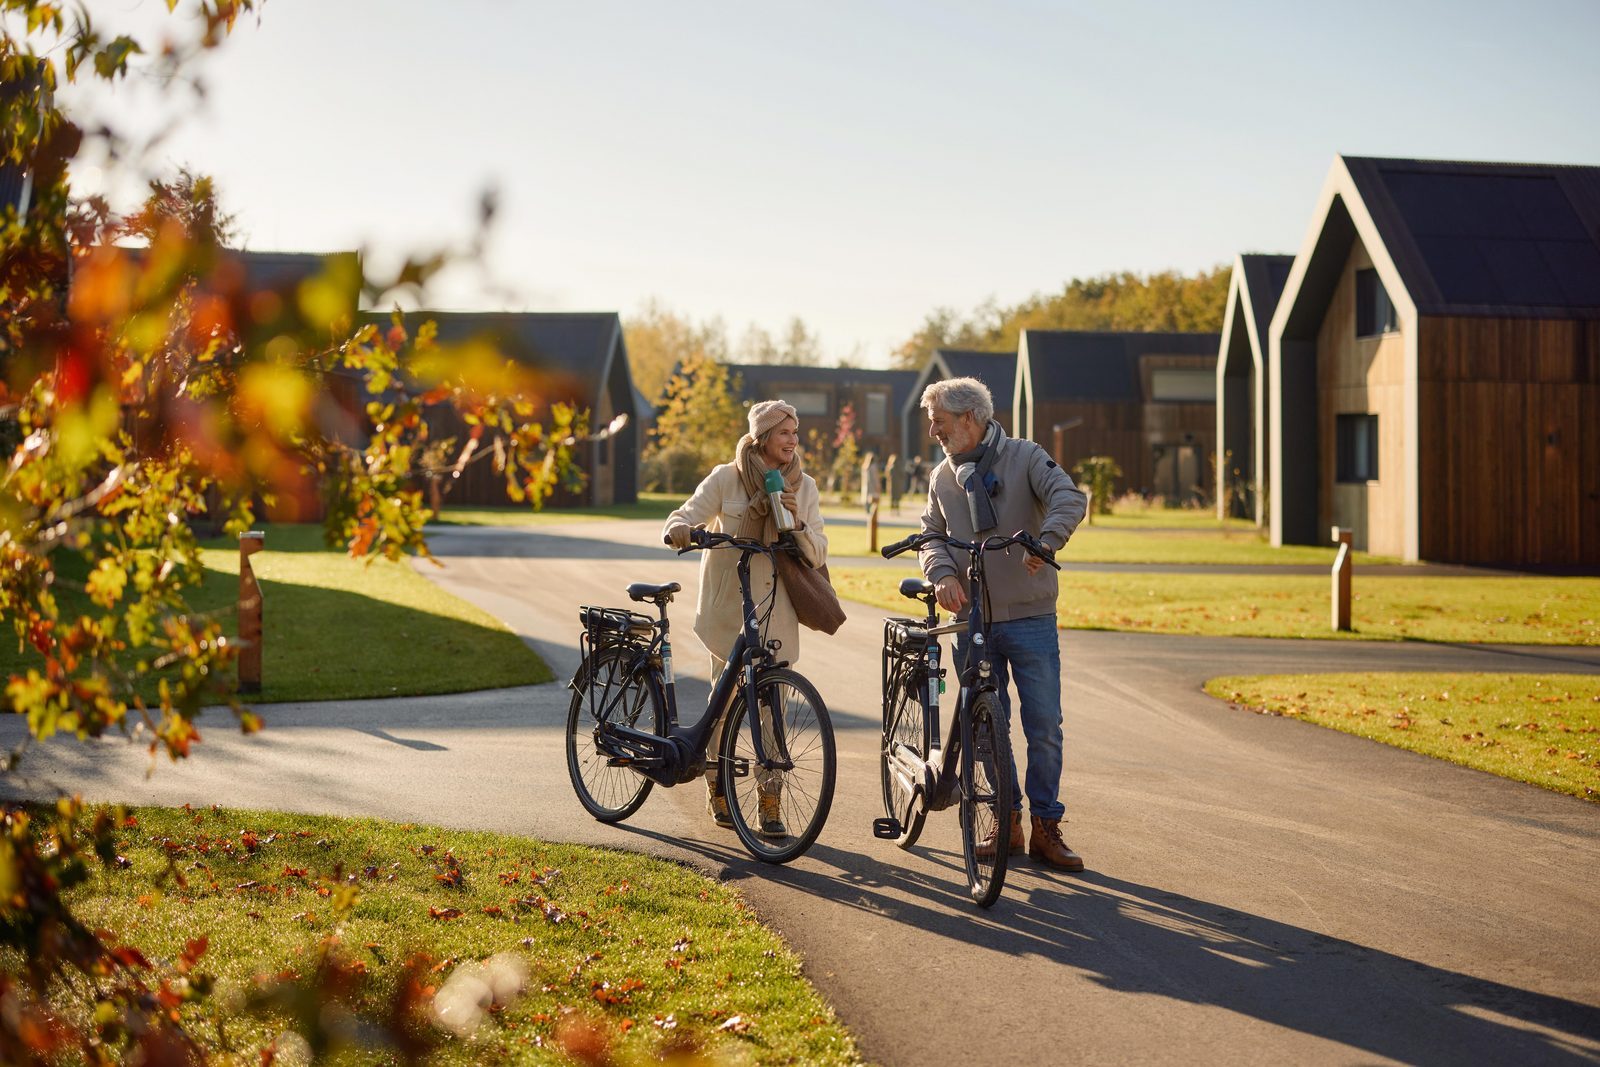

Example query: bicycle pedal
[871,817,902,839]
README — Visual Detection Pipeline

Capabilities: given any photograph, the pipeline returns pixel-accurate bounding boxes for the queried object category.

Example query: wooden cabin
[1215,253,1295,524]
[725,363,918,466]
[380,311,640,508]
[1016,330,1221,502]
[902,348,1017,463]
[1269,155,1600,565]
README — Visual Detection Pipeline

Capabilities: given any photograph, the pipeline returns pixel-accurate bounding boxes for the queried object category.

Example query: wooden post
[1084,487,1094,526]
[1331,526,1352,632]
[239,531,265,693]
[868,497,880,554]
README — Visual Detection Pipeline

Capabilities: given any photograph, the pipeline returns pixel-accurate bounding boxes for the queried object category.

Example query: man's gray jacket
[919,430,1087,622]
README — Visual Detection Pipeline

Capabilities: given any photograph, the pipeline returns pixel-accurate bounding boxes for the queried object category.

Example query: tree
[646,351,745,491]
[891,267,1232,364]
[0,3,588,1057]
[733,316,823,366]
[621,298,728,407]
[1071,455,1123,521]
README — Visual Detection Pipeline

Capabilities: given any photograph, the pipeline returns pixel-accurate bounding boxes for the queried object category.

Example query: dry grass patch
[1204,673,1600,802]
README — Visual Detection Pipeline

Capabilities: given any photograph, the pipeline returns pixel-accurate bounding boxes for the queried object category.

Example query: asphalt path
[4,519,1599,1065]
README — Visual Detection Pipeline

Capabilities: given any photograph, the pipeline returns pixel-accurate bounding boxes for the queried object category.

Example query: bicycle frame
[878,529,1056,835]
[581,537,795,787]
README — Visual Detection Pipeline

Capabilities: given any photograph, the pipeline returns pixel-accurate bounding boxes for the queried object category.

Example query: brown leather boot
[1029,816,1085,872]
[975,810,1026,860]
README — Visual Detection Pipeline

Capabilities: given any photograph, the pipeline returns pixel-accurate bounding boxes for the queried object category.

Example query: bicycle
[871,529,1060,907]
[565,527,837,864]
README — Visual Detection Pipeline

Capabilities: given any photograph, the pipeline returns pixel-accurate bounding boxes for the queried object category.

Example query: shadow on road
[611,826,1600,1066]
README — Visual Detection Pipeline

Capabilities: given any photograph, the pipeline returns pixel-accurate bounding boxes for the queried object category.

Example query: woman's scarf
[734,433,803,542]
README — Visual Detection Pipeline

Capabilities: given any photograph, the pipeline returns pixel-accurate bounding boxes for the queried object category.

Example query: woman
[662,400,828,835]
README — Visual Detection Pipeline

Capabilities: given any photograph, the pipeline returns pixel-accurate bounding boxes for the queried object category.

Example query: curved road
[4,519,1599,1065]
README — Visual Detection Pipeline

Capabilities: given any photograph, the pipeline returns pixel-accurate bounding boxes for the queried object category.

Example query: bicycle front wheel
[721,668,836,864]
[566,647,661,823]
[881,668,931,849]
[959,691,1013,908]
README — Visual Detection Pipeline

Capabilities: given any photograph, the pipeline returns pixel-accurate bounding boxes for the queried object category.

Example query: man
[917,377,1088,870]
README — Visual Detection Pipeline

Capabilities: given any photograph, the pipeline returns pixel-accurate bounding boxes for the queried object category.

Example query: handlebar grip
[881,534,919,559]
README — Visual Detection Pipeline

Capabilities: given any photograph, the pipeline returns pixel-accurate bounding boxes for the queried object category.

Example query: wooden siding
[1418,317,1600,566]
[1316,242,1407,557]
[1037,397,1216,499]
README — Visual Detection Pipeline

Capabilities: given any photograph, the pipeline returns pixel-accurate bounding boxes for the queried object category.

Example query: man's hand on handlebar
[935,575,967,612]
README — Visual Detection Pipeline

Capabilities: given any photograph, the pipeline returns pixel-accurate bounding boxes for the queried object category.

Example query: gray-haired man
[918,377,1088,870]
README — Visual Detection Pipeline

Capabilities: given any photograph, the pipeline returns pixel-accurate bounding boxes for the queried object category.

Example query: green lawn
[1204,673,1600,802]
[1087,508,1258,531]
[1,525,551,704]
[830,567,1600,645]
[48,805,857,1064]
[822,520,1395,565]
[198,525,552,700]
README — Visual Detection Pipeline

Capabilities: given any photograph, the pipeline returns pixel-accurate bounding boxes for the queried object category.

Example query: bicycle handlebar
[880,530,1060,570]
[663,527,776,557]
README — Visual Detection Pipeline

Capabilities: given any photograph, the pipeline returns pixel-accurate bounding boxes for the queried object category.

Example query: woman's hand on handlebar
[665,524,711,551]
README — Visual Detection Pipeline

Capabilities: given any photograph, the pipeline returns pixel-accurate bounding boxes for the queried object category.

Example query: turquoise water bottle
[763,469,795,531]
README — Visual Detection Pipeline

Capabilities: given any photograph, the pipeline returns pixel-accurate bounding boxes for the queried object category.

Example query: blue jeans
[954,613,1066,820]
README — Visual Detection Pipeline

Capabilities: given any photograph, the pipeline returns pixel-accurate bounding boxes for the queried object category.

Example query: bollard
[868,497,881,554]
[239,531,265,693]
[1331,526,1352,632]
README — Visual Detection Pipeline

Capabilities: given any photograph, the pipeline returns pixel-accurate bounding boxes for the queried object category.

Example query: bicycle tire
[880,666,931,849]
[566,646,661,823]
[721,667,836,864]
[959,690,1013,908]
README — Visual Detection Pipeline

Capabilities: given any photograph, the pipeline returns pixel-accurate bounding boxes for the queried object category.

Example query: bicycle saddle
[627,582,680,604]
[898,577,935,601]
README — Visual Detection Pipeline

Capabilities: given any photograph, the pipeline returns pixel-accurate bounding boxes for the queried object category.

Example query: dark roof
[228,249,350,294]
[372,310,619,378]
[1343,156,1600,317]
[1237,254,1295,345]
[1021,330,1220,402]
[933,348,1016,410]
[360,310,622,407]
[727,363,919,413]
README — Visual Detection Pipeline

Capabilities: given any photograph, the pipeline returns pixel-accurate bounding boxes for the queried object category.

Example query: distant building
[1215,253,1295,524]
[380,311,639,508]
[1016,330,1221,501]
[902,348,1017,462]
[724,363,919,464]
[1270,155,1600,565]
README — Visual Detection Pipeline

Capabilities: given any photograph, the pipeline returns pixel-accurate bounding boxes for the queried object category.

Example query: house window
[786,391,829,417]
[1336,414,1379,483]
[1356,269,1399,337]
[1149,369,1214,403]
[865,392,888,436]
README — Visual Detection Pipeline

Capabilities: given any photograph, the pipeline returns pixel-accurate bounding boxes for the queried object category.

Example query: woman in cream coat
[662,399,828,834]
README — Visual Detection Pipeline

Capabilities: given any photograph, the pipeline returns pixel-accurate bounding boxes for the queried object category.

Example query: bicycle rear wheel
[880,665,931,849]
[721,668,836,864]
[959,691,1013,908]
[566,647,661,823]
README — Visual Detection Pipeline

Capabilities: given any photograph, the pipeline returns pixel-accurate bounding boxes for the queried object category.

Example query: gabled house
[378,311,640,507]
[1016,330,1221,501]
[1215,253,1295,524]
[902,348,1017,462]
[725,363,918,464]
[1269,155,1600,565]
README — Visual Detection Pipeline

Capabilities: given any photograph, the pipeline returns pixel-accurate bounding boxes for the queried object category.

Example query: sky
[56,0,1600,366]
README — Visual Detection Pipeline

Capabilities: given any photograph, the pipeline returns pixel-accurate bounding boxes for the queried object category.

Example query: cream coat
[663,463,827,666]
